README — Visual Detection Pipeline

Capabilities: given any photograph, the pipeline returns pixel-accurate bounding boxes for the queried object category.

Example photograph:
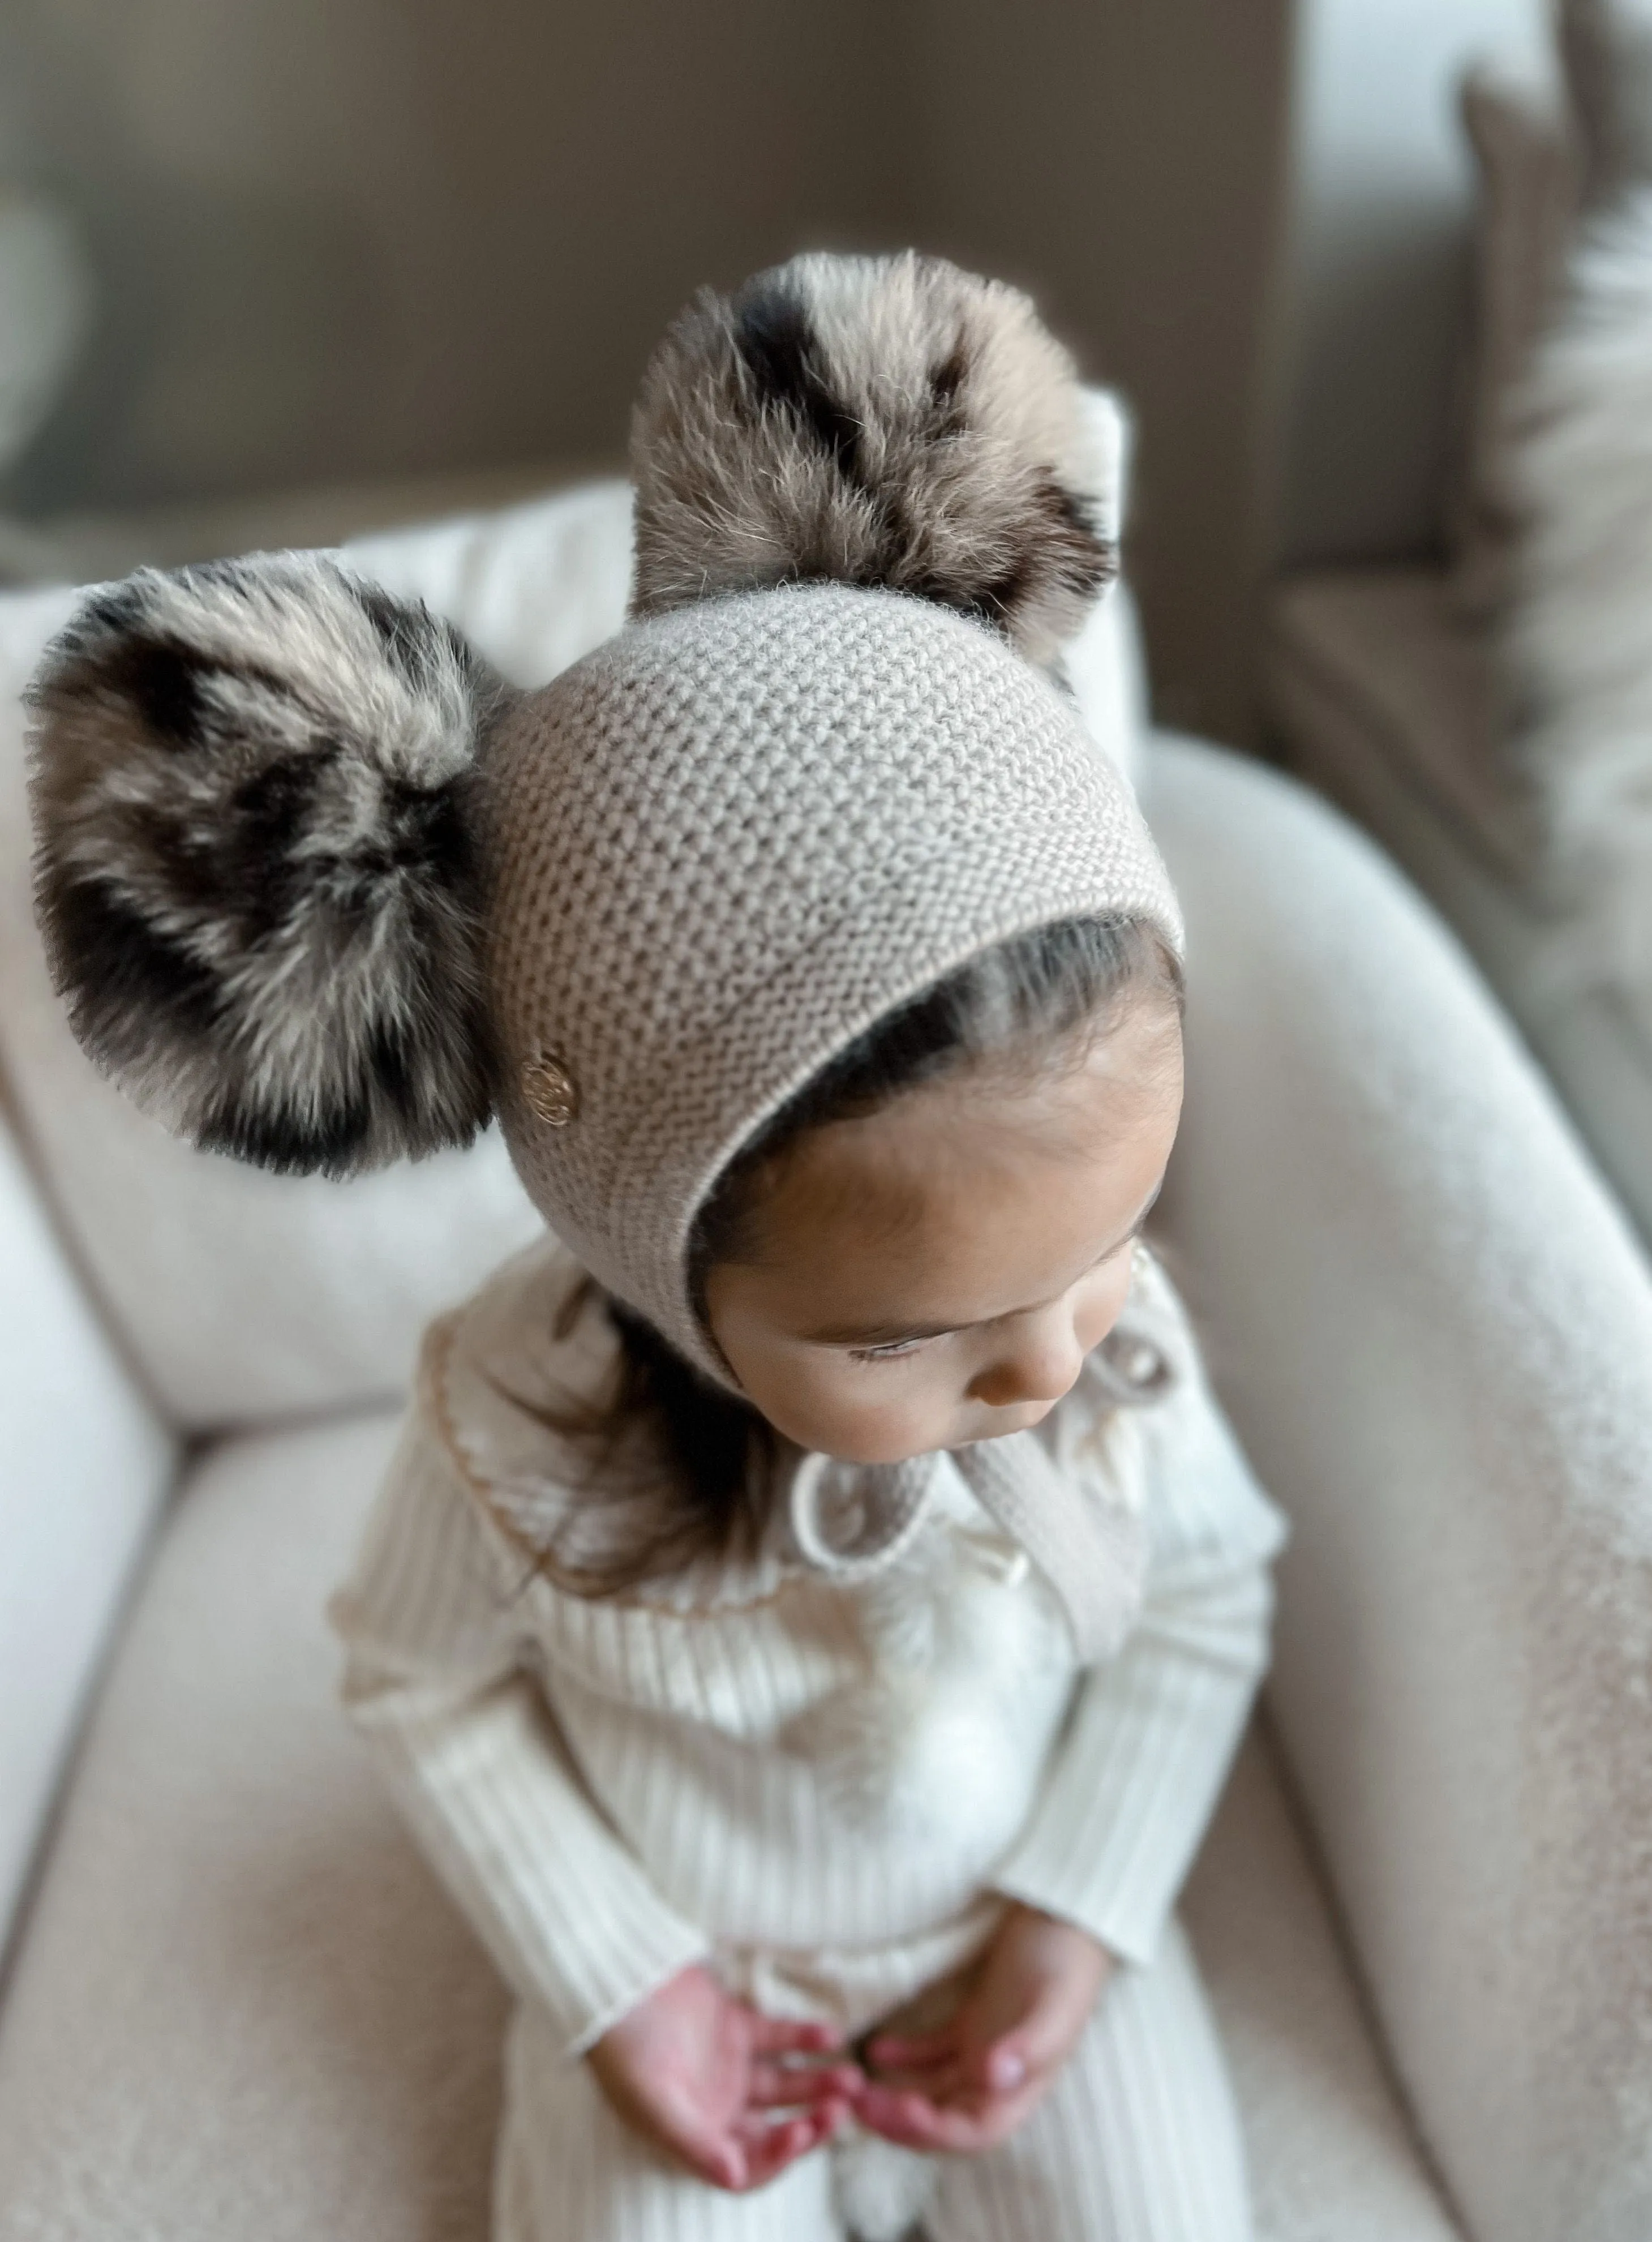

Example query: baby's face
[703,1001,1183,1463]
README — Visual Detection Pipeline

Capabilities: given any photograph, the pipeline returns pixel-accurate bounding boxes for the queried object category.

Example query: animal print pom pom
[629,251,1115,665]
[28,555,504,1176]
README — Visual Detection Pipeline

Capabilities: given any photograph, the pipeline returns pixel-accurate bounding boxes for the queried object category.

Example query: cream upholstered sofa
[2,467,1651,2242]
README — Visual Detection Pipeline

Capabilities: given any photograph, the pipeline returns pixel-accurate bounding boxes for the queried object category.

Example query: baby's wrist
[1005,1895,1113,1951]
[998,1898,1118,2004]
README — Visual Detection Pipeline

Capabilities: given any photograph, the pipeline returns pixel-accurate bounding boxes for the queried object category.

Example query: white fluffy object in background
[1507,187,1652,1044]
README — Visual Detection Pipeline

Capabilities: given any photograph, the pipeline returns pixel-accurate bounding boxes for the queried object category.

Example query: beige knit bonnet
[27,251,1181,1394]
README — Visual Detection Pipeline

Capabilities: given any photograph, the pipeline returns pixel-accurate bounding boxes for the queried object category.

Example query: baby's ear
[28,554,506,1176]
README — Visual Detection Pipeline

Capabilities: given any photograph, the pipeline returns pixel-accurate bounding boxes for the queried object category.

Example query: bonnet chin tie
[787,1421,1151,1664]
[953,1429,1147,1665]
[785,1278,1178,1664]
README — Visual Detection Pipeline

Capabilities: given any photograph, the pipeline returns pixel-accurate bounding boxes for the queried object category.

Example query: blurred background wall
[0,0,1544,741]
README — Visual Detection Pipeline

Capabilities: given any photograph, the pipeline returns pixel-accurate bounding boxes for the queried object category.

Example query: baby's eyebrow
[802,1182,1162,1349]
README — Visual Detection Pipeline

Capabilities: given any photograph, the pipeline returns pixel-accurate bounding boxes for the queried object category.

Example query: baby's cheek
[797,1363,946,1465]
[1076,1260,1137,1353]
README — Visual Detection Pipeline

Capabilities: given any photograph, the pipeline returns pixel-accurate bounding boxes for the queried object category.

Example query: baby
[28,252,1286,2241]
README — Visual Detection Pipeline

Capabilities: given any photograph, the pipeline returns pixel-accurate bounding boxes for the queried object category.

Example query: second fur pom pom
[629,251,1115,667]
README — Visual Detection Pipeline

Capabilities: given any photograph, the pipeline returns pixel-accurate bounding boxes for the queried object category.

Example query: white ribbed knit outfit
[332,1233,1286,2242]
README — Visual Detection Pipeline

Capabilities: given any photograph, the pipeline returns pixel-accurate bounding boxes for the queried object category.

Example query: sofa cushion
[0,1405,1457,2240]
[1151,734,1652,2242]
[0,1411,509,2240]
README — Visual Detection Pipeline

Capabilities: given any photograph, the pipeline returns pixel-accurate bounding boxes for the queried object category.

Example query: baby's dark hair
[534,913,1182,1598]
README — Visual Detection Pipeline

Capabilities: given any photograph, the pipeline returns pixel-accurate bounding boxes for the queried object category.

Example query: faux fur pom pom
[630,251,1115,665]
[28,556,503,1176]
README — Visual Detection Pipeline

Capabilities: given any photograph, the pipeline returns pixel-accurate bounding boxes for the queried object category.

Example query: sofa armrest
[1144,735,1652,2242]
[0,1103,176,1957]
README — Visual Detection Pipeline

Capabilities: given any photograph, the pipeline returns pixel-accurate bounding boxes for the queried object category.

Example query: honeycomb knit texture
[482,581,1182,1386]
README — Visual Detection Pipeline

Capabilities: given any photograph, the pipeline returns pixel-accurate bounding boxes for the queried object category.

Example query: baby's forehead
[761,1032,1180,1246]
[821,1009,1179,1143]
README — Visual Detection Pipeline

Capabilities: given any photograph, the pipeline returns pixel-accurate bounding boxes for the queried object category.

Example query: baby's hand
[587,1964,859,2192]
[857,1901,1113,2154]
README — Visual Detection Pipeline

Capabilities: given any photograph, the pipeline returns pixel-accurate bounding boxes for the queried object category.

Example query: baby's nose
[968,1319,1084,1411]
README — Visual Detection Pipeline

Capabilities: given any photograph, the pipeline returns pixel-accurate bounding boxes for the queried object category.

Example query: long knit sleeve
[329,1408,710,2056]
[990,1364,1288,1967]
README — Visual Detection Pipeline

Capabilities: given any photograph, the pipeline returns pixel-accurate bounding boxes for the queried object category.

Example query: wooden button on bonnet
[521,1053,578,1128]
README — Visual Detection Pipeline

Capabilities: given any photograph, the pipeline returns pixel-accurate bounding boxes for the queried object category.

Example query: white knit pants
[494,1922,1251,2242]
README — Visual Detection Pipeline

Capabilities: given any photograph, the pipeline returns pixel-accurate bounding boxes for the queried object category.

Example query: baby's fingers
[650,2095,748,2192]
[731,2106,844,2189]
[855,2082,989,2153]
[861,2054,967,2105]
[746,2011,844,2058]
[747,2057,862,2109]
[866,2024,956,2074]
[857,2074,1048,2155]
[969,2031,1036,2096]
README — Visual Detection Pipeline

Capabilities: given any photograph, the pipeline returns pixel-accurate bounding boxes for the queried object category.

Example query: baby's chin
[895,1399,1056,1459]
[812,1400,1057,1468]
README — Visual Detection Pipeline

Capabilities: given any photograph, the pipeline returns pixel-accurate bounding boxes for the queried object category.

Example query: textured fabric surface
[485,581,1179,1386]
[1181,1739,1460,2242]
[0,1410,511,2242]
[0,1400,1454,2241]
[495,1922,1251,2242]
[1149,735,1652,2242]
